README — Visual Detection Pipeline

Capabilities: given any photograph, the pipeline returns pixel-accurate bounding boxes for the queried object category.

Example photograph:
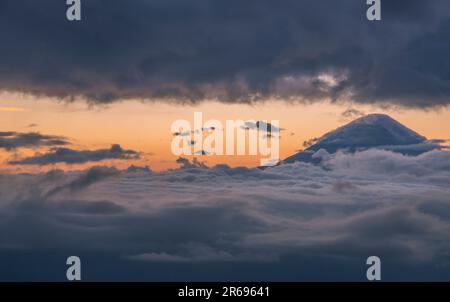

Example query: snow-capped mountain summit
[283,114,439,164]
[310,114,426,151]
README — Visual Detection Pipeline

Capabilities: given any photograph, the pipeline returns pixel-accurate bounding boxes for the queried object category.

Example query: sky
[1,91,450,172]
[1,0,450,172]
[1,0,450,281]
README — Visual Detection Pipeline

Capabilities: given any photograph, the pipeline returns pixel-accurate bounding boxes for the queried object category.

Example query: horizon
[2,93,450,173]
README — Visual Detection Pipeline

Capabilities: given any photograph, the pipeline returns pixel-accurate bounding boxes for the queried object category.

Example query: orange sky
[1,91,450,172]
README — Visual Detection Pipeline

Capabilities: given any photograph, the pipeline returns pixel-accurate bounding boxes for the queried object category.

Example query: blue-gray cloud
[243,121,282,133]
[1,0,450,107]
[9,144,140,165]
[1,150,450,280]
[0,131,68,150]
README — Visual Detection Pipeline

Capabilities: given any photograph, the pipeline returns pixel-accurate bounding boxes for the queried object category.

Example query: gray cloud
[1,149,450,280]
[302,137,319,148]
[1,0,450,107]
[49,165,120,194]
[9,144,140,165]
[341,108,366,119]
[0,131,68,150]
[15,198,126,216]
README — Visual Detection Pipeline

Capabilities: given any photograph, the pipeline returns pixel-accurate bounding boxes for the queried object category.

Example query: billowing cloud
[45,165,121,197]
[1,0,450,107]
[9,144,140,165]
[1,149,450,280]
[0,131,68,150]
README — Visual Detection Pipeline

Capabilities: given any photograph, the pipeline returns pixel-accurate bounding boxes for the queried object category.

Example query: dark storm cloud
[0,131,68,150]
[0,115,447,282]
[9,144,140,165]
[1,0,450,107]
[2,150,450,280]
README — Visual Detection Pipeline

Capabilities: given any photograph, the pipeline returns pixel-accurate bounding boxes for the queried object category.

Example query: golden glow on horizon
[0,106,29,112]
[1,92,450,172]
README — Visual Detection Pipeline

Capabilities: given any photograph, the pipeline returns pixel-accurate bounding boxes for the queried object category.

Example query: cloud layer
[0,131,68,150]
[9,144,140,165]
[1,149,450,280]
[1,0,450,107]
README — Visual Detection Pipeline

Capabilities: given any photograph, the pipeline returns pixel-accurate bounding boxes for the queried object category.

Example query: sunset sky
[1,90,450,172]
[2,1,450,174]
[2,0,450,282]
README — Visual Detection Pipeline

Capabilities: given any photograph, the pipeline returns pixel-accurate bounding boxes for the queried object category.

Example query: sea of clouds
[1,149,450,280]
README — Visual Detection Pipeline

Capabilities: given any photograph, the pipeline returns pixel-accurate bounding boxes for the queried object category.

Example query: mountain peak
[283,114,432,164]
[353,113,395,124]
[317,113,426,148]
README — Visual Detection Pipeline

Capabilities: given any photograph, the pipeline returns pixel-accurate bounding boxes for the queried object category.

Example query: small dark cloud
[243,121,281,133]
[202,127,216,133]
[303,137,319,148]
[194,150,209,155]
[429,139,450,144]
[9,144,140,165]
[341,108,366,119]
[0,132,15,137]
[173,128,217,137]
[126,165,152,173]
[0,131,68,150]
[26,123,38,128]
[262,133,280,140]
[176,157,208,169]
[173,130,191,137]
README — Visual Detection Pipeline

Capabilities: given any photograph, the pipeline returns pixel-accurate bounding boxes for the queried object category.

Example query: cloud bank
[0,131,68,150]
[1,149,450,280]
[9,144,140,165]
[1,0,450,107]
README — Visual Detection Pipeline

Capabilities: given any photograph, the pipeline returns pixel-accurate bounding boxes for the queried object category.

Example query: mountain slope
[284,114,438,164]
